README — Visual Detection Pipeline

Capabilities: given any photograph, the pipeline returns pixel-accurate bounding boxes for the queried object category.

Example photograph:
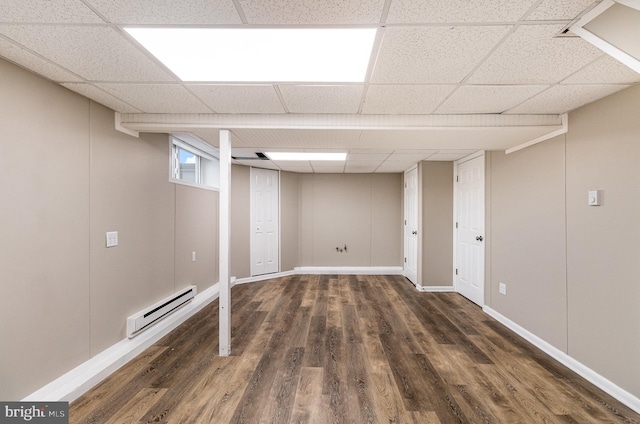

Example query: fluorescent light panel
[266,152,347,161]
[125,27,377,82]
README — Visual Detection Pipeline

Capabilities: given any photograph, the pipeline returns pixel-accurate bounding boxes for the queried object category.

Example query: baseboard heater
[126,285,197,338]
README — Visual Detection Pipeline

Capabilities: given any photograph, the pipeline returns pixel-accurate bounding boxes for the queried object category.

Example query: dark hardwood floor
[70,275,640,423]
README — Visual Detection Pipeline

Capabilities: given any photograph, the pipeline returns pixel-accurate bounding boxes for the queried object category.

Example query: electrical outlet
[499,282,507,295]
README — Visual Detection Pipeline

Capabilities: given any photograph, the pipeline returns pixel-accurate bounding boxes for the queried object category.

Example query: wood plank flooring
[70,275,640,423]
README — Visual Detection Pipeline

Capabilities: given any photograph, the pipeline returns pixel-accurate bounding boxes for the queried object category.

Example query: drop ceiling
[1,0,638,173]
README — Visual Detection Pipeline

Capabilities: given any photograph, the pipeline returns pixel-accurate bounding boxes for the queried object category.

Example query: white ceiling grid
[0,0,638,173]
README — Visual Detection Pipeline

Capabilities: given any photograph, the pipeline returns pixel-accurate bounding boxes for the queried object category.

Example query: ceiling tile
[96,84,212,113]
[311,165,346,173]
[563,55,640,84]
[310,161,346,168]
[0,0,103,23]
[347,152,390,161]
[85,0,241,24]
[392,149,437,154]
[386,152,436,161]
[0,37,83,82]
[0,25,174,81]
[345,163,379,173]
[526,0,598,20]
[238,0,385,24]
[279,85,363,114]
[468,24,602,84]
[425,153,472,161]
[371,26,511,83]
[506,84,630,114]
[349,149,393,154]
[187,85,284,113]
[375,162,414,172]
[387,0,536,23]
[277,163,313,173]
[362,85,455,114]
[62,83,142,112]
[436,85,548,114]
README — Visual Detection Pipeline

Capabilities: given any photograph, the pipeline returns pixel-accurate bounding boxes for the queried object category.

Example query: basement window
[170,137,219,190]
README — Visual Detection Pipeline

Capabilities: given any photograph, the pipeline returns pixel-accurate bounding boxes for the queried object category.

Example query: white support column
[219,129,231,356]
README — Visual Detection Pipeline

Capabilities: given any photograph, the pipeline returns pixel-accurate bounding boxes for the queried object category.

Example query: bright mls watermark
[1,402,68,423]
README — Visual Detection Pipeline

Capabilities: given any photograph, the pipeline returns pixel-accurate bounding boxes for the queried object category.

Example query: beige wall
[175,184,219,292]
[0,59,218,400]
[0,58,92,401]
[486,83,640,398]
[280,171,300,271]
[299,173,402,266]
[486,140,568,351]
[230,164,251,279]
[420,162,454,286]
[565,83,640,397]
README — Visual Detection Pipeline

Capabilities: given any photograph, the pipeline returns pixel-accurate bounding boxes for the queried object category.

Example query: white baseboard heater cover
[127,285,197,338]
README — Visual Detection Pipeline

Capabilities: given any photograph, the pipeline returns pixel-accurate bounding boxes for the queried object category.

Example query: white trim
[294,266,403,275]
[453,152,486,306]
[570,0,640,74]
[615,0,640,11]
[22,284,220,403]
[415,285,455,292]
[169,177,219,192]
[218,130,231,357]
[119,112,563,131]
[403,165,419,286]
[483,306,640,415]
[232,270,295,286]
[505,114,569,154]
[114,112,139,138]
[172,137,216,162]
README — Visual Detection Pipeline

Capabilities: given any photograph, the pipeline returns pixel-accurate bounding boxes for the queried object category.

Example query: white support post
[219,130,231,356]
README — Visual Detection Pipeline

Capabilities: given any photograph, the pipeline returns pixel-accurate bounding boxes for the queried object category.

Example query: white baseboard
[483,306,640,415]
[294,266,403,275]
[416,285,455,292]
[232,270,295,286]
[22,283,221,403]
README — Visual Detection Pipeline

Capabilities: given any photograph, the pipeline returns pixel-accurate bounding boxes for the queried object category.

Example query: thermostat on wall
[588,190,601,206]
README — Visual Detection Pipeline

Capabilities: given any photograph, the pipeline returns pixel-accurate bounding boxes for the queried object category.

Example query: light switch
[106,231,118,247]
[192,251,197,262]
[588,190,601,206]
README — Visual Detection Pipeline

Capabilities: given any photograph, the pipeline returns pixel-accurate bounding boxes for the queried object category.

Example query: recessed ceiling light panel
[125,28,377,82]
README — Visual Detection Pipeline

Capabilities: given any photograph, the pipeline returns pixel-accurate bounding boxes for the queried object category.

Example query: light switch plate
[588,190,601,206]
[499,282,507,295]
[106,231,118,247]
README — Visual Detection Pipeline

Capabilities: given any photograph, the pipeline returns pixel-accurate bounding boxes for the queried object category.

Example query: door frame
[453,151,485,305]
[403,165,419,287]
[250,167,280,277]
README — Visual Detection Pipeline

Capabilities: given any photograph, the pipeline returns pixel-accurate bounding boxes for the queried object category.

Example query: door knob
[412,231,417,235]
[476,235,483,241]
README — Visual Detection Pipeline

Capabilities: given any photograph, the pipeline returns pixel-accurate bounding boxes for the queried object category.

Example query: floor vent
[126,285,197,338]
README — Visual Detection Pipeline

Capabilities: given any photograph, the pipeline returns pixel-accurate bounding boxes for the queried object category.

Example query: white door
[251,168,279,276]
[455,154,485,306]
[404,167,418,286]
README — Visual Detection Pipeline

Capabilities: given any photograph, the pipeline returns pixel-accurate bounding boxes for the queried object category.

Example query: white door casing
[251,168,279,276]
[404,167,418,286]
[454,153,485,306]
